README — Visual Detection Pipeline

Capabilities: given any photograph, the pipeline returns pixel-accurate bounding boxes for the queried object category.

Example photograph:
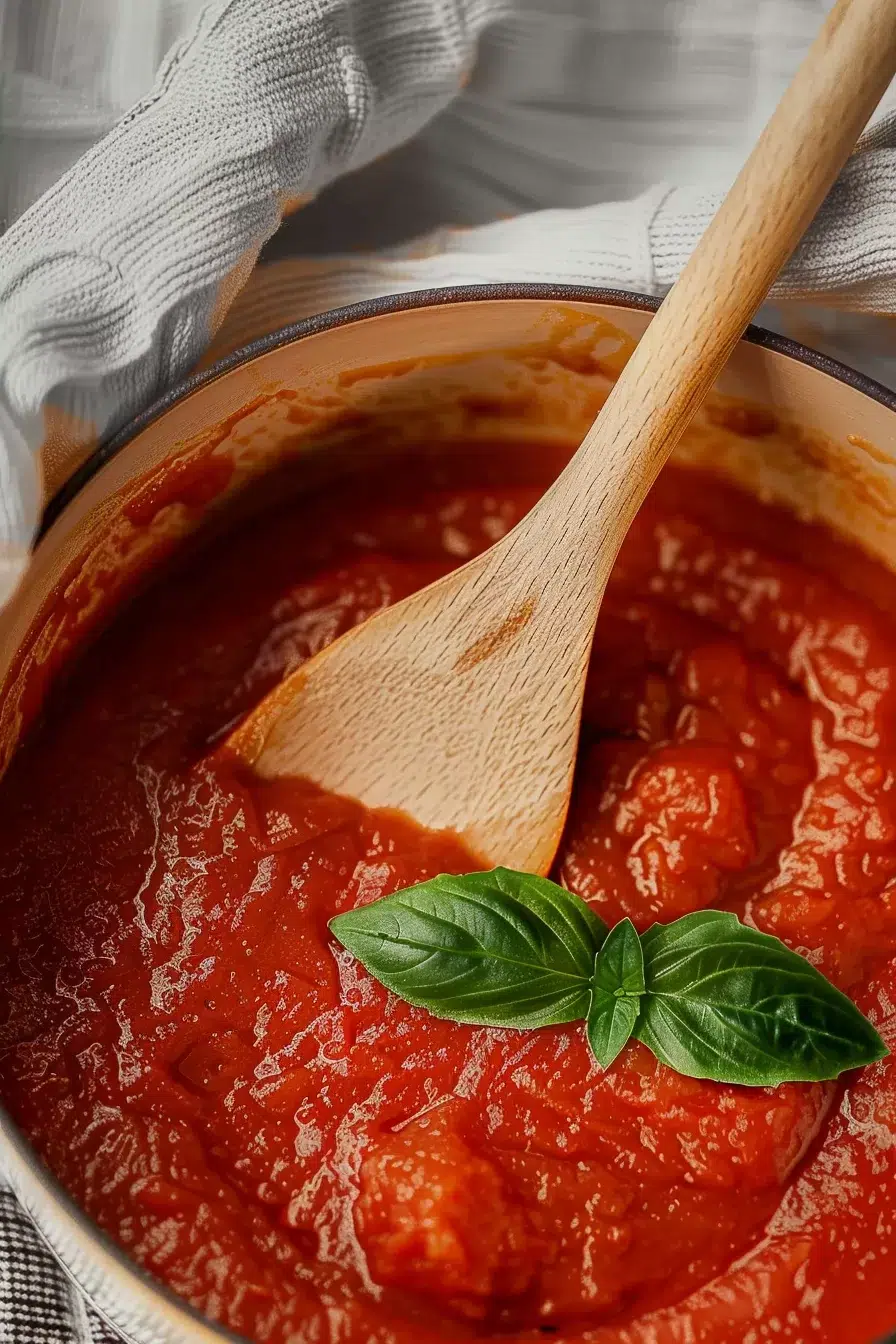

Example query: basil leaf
[593,917,645,997]
[586,918,645,1068]
[329,868,607,1028]
[636,911,888,1084]
[587,992,640,1070]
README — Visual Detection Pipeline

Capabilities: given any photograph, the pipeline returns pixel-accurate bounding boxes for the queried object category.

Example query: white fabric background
[6,1,892,233]
[1,4,896,646]
[2,0,896,621]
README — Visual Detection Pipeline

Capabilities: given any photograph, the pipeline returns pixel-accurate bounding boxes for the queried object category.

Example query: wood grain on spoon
[228,0,896,875]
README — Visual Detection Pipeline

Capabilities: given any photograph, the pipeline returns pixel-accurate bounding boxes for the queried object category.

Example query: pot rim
[41,283,896,536]
[17,282,896,1344]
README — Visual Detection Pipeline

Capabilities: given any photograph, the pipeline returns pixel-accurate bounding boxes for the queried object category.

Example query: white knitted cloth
[2,0,896,614]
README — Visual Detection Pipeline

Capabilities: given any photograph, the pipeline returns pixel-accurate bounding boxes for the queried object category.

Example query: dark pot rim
[21,282,896,1344]
[41,283,896,536]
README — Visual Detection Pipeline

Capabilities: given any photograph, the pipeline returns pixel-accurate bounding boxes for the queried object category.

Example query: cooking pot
[0,285,894,1343]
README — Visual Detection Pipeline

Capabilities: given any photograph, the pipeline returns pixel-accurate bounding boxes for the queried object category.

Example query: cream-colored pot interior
[0,291,895,1343]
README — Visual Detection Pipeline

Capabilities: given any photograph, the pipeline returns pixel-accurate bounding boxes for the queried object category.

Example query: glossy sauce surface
[0,459,895,1343]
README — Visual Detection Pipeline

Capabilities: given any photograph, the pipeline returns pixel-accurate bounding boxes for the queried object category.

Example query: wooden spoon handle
[560,0,896,556]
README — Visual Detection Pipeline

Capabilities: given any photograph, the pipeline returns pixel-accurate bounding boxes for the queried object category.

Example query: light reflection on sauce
[0,456,893,1343]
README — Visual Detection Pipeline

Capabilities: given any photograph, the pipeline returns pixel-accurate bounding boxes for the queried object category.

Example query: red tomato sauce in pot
[0,457,895,1343]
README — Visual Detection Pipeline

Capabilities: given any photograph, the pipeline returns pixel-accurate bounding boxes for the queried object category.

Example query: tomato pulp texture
[0,456,895,1344]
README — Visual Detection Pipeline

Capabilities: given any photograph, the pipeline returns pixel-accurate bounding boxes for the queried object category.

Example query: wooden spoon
[228,0,896,875]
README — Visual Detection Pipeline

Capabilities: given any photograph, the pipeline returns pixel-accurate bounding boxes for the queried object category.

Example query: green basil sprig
[329,868,887,1086]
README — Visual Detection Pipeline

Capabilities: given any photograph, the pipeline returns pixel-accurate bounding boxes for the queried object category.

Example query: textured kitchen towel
[0,0,514,601]
[3,0,896,615]
[0,1190,119,1343]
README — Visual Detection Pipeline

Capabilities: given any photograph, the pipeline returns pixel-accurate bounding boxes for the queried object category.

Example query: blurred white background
[3,0,895,382]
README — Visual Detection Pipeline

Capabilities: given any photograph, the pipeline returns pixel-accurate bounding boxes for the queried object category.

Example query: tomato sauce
[0,457,895,1343]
